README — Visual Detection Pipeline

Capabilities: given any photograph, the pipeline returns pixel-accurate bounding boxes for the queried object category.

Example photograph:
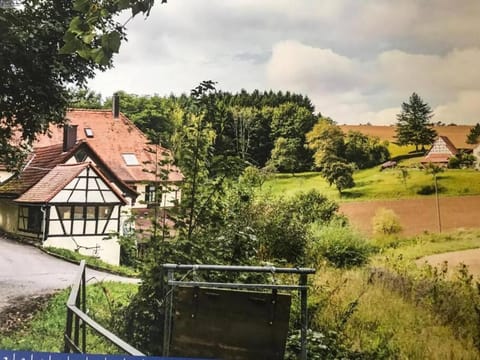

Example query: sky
[88,0,480,125]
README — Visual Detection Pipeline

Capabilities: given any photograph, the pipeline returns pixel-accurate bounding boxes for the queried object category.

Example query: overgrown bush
[372,208,402,236]
[254,190,340,265]
[309,221,373,268]
[371,258,480,350]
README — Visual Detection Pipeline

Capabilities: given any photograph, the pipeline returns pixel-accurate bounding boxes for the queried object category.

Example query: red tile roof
[34,109,183,183]
[15,163,127,204]
[0,143,77,196]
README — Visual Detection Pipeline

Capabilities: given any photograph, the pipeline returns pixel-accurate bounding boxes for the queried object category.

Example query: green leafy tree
[0,0,107,168]
[60,0,167,65]
[466,123,480,145]
[266,137,300,174]
[306,117,345,168]
[344,131,390,169]
[323,161,355,195]
[269,102,316,171]
[68,88,103,108]
[395,92,437,152]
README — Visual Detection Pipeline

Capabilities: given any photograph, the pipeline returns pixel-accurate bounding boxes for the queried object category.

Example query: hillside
[339,125,475,149]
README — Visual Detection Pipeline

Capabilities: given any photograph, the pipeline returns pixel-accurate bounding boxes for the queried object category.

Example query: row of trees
[70,88,392,191]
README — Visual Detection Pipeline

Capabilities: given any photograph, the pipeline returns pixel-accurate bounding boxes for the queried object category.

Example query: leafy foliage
[395,92,437,151]
[266,137,301,173]
[309,221,373,268]
[0,0,106,169]
[372,208,402,236]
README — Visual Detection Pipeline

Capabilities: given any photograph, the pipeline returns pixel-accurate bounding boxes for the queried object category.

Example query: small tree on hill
[466,123,480,145]
[395,93,437,152]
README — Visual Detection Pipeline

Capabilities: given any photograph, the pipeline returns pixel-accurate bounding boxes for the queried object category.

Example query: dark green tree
[68,88,103,108]
[321,158,355,195]
[395,92,437,152]
[0,0,109,169]
[344,131,390,169]
[466,123,480,145]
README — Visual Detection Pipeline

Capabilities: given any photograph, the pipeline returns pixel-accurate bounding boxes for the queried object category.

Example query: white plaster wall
[0,199,18,233]
[43,235,121,265]
[474,146,480,170]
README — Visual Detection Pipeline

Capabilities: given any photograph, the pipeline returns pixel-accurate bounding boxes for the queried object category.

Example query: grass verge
[43,246,139,277]
[0,282,138,353]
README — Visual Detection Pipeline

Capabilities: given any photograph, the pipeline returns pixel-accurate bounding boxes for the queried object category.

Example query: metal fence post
[81,266,87,353]
[162,269,174,356]
[300,273,308,360]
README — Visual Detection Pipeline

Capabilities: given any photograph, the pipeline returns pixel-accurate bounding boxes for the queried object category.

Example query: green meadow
[262,167,480,201]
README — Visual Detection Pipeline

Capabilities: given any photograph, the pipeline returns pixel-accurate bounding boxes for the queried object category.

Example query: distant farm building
[422,136,459,166]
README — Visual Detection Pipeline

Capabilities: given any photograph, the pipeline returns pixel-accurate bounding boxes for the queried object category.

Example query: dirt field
[339,125,475,149]
[419,248,480,277]
[339,195,480,236]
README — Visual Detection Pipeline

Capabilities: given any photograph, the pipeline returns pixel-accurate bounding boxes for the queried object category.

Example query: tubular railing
[64,260,144,355]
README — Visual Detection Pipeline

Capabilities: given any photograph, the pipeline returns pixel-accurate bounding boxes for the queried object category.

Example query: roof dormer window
[122,153,139,166]
[84,128,94,137]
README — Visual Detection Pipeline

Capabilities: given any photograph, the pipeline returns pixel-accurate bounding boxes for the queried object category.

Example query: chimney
[112,93,120,119]
[63,124,78,152]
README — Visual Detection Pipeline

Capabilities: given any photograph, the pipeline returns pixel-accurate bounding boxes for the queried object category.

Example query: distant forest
[69,88,320,172]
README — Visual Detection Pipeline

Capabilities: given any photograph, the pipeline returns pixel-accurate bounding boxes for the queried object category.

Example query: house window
[122,153,139,166]
[53,205,115,235]
[84,128,94,137]
[145,184,156,204]
[57,206,72,219]
[98,205,113,219]
[18,206,43,234]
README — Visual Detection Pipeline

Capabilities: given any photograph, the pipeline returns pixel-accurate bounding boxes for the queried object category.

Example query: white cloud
[266,40,362,94]
[435,92,480,124]
[87,0,480,125]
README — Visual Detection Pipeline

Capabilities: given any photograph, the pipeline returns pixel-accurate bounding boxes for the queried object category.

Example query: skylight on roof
[84,128,94,137]
[122,153,140,166]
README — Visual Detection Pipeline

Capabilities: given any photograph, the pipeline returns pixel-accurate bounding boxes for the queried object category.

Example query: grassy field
[262,167,480,201]
[0,283,138,353]
[310,228,480,358]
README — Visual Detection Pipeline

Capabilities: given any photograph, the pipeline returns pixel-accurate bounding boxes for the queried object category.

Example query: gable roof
[437,136,459,155]
[15,163,127,204]
[33,109,183,183]
[0,141,137,199]
[424,136,459,163]
[0,143,78,197]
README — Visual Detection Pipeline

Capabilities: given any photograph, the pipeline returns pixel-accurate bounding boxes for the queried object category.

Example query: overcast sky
[88,0,480,125]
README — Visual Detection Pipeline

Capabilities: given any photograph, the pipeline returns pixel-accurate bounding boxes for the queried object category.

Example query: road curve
[0,236,139,312]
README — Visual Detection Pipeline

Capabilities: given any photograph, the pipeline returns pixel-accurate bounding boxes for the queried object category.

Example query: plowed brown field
[339,125,475,149]
[339,195,480,236]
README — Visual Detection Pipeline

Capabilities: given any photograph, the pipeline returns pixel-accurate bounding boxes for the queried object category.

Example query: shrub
[448,156,461,169]
[416,184,436,195]
[372,208,402,236]
[309,222,373,268]
[254,190,341,265]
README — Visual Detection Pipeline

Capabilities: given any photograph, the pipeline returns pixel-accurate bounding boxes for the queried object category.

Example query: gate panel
[170,287,291,360]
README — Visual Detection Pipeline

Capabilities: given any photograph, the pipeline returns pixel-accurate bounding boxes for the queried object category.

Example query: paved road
[0,236,139,312]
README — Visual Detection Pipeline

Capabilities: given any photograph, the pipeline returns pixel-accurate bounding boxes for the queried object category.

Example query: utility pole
[434,172,442,233]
